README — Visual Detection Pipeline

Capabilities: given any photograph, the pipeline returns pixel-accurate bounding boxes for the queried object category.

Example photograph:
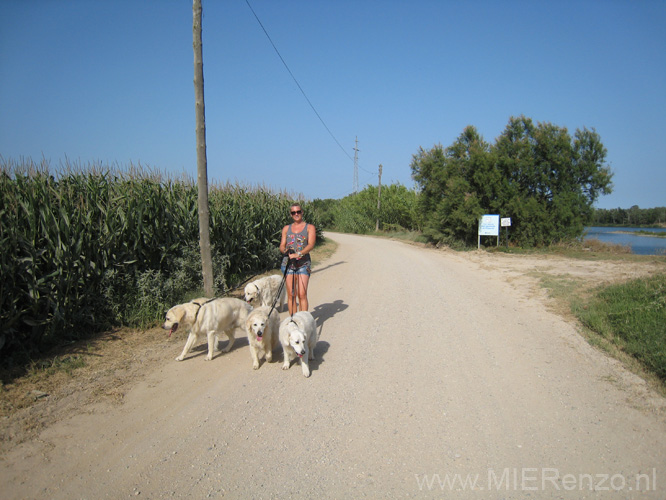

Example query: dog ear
[176,306,189,324]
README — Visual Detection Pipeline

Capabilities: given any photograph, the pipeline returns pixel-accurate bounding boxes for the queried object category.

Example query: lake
[584,227,666,255]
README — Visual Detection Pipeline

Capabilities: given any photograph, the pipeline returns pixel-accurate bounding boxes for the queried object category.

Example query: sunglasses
[290,210,302,215]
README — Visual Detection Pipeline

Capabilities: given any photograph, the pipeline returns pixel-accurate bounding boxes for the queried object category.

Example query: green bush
[315,183,419,234]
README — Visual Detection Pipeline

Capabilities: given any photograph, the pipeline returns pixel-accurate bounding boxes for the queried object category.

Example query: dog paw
[302,368,311,378]
[253,362,260,370]
[282,364,290,370]
[175,356,184,362]
[204,356,212,361]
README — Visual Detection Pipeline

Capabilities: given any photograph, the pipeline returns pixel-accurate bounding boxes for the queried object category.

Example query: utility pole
[353,136,359,194]
[376,164,383,231]
[193,0,214,297]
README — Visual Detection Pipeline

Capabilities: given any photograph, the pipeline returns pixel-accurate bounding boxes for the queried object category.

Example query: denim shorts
[281,263,311,276]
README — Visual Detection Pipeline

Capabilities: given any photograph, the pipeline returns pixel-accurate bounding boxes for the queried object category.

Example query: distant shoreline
[609,230,666,239]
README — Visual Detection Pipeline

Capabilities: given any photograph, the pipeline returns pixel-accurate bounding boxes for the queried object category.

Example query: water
[584,227,666,255]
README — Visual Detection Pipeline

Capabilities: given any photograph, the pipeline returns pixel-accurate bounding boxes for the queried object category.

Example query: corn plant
[0,158,321,368]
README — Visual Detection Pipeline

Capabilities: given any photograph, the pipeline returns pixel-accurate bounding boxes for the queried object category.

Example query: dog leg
[249,343,260,370]
[176,332,198,361]
[221,329,235,353]
[204,330,217,361]
[282,347,291,370]
[300,355,311,378]
[264,340,273,363]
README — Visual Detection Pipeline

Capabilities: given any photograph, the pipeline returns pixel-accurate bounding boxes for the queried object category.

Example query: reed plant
[0,158,319,368]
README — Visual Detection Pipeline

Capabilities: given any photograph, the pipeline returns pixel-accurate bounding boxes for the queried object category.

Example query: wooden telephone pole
[193,0,214,297]
[375,164,382,231]
[353,136,359,194]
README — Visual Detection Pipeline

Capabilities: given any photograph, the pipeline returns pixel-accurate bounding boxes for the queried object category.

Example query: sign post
[478,215,500,249]
[501,217,512,248]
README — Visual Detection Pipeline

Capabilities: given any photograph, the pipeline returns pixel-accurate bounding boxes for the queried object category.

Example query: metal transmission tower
[353,136,359,193]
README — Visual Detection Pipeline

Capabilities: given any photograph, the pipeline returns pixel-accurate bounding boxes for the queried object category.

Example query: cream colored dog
[244,306,280,370]
[244,274,285,309]
[279,311,318,377]
[163,297,252,361]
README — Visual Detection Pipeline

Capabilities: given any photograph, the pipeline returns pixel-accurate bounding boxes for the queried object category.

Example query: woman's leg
[297,274,310,311]
[285,272,297,316]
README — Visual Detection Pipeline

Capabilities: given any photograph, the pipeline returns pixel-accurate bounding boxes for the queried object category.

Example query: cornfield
[0,158,320,366]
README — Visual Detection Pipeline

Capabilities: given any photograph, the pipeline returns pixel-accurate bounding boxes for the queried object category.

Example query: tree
[412,116,614,247]
[494,117,613,245]
[411,126,494,243]
[193,0,214,296]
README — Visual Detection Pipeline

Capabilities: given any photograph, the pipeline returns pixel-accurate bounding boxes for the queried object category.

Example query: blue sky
[1,0,664,209]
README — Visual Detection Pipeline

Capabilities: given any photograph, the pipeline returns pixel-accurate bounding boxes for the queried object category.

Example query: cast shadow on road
[311,260,346,275]
[301,299,347,375]
[184,337,250,361]
[311,299,348,328]
[306,339,330,375]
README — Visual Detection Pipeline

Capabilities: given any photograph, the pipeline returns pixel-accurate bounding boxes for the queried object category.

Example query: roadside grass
[488,238,634,258]
[533,270,666,393]
[311,235,338,265]
[573,274,666,382]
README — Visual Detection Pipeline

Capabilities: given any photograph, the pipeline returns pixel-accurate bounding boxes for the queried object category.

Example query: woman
[279,203,316,315]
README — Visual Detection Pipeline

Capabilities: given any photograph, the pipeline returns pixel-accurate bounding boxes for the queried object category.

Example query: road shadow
[312,260,346,275]
[311,299,348,327]
[305,339,330,374]
[184,336,249,360]
[278,340,330,375]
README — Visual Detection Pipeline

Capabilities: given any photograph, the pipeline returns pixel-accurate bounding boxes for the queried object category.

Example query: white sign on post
[501,217,512,247]
[478,214,500,249]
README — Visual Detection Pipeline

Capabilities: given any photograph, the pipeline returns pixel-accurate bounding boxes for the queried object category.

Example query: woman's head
[290,203,303,219]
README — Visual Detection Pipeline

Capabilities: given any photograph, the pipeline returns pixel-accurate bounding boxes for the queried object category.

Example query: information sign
[479,215,500,236]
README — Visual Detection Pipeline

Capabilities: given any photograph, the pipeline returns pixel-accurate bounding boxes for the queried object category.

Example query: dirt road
[2,233,665,498]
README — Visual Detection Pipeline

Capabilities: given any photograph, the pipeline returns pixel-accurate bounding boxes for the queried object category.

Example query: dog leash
[191,297,218,323]
[267,254,296,319]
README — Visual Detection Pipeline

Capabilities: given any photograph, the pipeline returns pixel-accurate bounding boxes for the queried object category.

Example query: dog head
[162,301,200,336]
[244,282,261,305]
[247,311,269,342]
[288,327,308,358]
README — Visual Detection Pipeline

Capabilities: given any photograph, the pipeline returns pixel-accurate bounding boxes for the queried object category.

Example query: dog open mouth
[169,323,179,337]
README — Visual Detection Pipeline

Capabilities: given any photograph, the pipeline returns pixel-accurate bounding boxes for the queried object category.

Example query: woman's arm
[279,225,289,254]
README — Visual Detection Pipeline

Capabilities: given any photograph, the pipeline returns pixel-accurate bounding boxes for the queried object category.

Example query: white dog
[244,306,280,370]
[279,312,318,377]
[244,274,285,310]
[163,297,252,361]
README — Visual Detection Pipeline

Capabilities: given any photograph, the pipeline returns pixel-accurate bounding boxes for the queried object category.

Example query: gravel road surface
[2,232,665,499]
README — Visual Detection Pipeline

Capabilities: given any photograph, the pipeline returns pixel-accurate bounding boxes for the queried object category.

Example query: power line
[244,0,354,163]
